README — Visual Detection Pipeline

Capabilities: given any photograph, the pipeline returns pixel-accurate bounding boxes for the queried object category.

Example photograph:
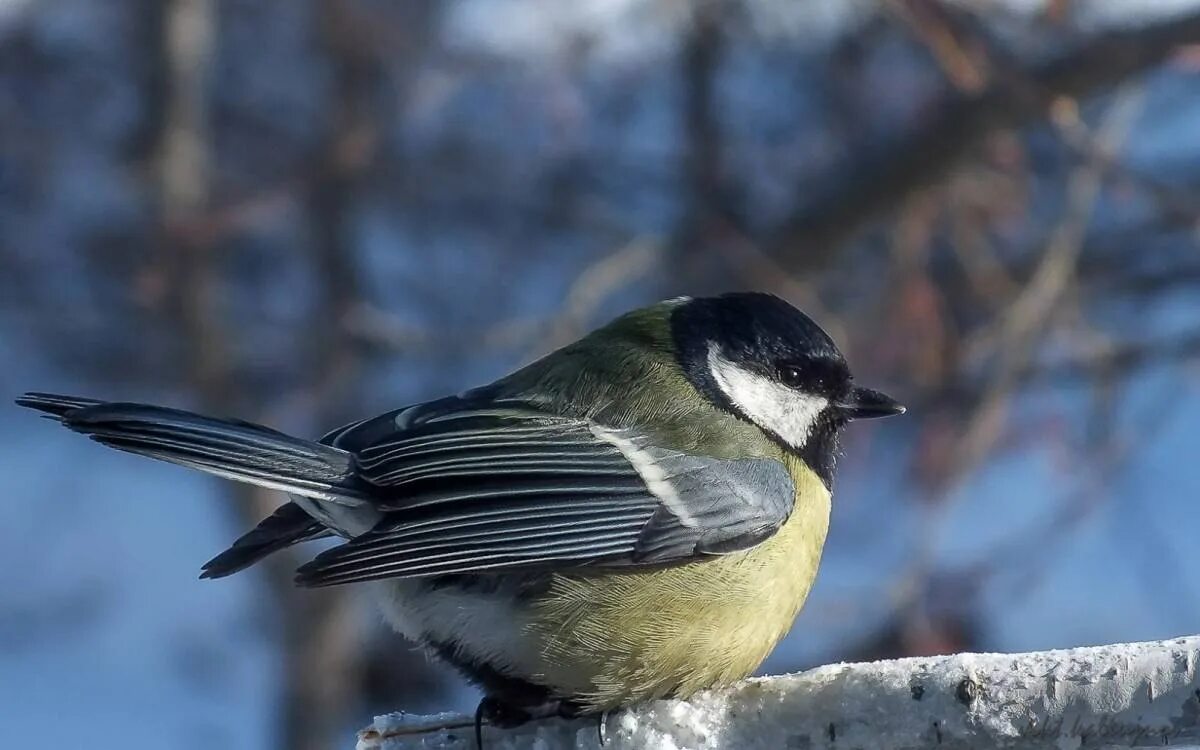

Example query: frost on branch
[358,635,1200,749]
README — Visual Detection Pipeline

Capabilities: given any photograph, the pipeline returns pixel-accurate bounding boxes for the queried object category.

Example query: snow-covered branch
[358,635,1200,749]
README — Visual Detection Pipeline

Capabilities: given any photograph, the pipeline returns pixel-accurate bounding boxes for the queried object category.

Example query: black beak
[836,386,905,420]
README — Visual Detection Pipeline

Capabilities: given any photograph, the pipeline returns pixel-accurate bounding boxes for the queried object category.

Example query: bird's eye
[778,363,806,388]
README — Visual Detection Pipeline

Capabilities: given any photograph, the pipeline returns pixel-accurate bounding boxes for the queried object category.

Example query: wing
[294,403,795,586]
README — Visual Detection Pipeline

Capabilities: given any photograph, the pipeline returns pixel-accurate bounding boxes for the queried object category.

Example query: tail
[200,501,332,579]
[16,392,364,505]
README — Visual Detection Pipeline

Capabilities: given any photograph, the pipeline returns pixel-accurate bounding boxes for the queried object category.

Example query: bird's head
[671,292,904,461]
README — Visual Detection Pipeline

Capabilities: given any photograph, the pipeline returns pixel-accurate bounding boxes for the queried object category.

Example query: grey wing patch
[590,429,795,564]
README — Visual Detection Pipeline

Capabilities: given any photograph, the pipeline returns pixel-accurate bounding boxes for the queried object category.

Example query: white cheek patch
[706,344,828,449]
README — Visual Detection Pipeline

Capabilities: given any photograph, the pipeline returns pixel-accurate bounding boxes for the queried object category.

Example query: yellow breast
[524,459,831,711]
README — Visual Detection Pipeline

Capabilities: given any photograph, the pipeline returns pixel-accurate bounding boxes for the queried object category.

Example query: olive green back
[494,299,784,462]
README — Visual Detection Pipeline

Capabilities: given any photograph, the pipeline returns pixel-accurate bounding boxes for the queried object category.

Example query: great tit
[17,292,902,734]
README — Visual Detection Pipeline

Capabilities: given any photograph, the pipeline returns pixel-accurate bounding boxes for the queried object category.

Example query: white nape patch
[590,425,697,527]
[706,344,828,449]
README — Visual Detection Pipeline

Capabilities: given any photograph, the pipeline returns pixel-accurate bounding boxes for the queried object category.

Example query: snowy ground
[359,636,1200,750]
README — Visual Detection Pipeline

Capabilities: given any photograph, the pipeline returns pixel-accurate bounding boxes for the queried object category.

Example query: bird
[16,292,903,739]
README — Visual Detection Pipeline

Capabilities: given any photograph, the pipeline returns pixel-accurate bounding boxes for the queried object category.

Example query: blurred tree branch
[951,88,1143,478]
[285,4,452,746]
[144,3,451,749]
[765,7,1200,270]
[1018,330,1200,386]
[886,0,991,93]
[669,0,728,293]
[273,2,383,747]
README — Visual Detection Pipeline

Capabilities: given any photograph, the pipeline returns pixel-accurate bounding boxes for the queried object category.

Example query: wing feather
[300,540,638,585]
[303,509,654,573]
[294,402,795,587]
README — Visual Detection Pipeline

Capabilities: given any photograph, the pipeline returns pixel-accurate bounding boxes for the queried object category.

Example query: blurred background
[2,0,1199,748]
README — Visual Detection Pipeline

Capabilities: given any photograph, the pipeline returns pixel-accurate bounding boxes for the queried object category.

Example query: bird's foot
[476,696,534,728]
[597,711,611,745]
[476,696,571,748]
[557,701,612,746]
[475,697,613,748]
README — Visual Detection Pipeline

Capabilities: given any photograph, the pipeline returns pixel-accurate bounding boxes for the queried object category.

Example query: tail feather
[16,392,104,418]
[201,502,332,579]
[16,392,363,504]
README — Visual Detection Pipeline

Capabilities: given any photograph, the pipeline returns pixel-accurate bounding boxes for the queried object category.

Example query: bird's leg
[474,699,486,749]
[475,696,526,748]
